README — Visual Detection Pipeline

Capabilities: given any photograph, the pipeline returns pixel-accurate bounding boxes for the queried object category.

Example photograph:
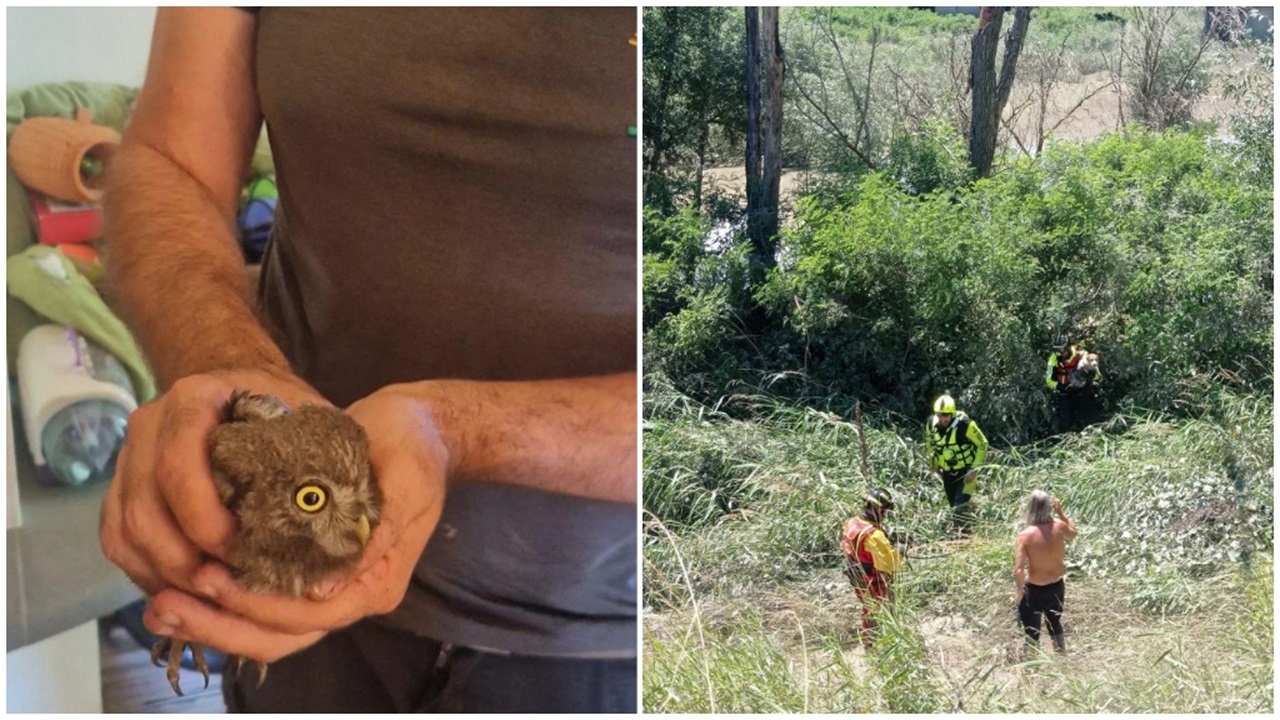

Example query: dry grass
[645,562,1272,713]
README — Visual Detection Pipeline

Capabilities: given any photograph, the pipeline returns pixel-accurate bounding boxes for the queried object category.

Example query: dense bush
[645,128,1273,444]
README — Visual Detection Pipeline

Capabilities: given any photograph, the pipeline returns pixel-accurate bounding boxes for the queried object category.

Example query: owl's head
[210,403,383,575]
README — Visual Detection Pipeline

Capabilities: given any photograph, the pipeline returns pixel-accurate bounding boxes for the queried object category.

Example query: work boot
[1050,633,1066,653]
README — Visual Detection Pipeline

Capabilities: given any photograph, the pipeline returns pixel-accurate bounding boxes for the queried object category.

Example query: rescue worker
[1045,335,1101,433]
[925,394,988,534]
[840,488,903,645]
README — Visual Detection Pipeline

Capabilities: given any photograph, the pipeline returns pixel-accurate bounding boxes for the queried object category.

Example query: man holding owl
[99,7,638,713]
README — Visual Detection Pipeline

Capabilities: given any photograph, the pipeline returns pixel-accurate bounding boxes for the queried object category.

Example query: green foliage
[1217,31,1274,185]
[884,117,974,195]
[643,6,745,212]
[643,207,707,330]
[790,6,973,41]
[642,418,766,531]
[1120,8,1214,130]
[645,132,1272,446]
[644,612,881,713]
[782,8,973,172]
[870,604,946,713]
[1030,7,1129,75]
[644,234,756,401]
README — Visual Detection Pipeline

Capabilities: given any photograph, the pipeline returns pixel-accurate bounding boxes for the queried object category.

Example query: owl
[154,390,382,695]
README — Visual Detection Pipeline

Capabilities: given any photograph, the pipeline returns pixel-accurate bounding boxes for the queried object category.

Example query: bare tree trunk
[694,118,708,210]
[745,7,763,246]
[968,9,1004,177]
[760,7,784,259]
[968,7,1031,178]
[995,9,1031,114]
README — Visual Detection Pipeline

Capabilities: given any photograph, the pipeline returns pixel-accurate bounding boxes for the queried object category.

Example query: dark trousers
[940,469,973,531]
[1018,578,1065,645]
[1055,389,1079,433]
[223,618,637,713]
[1056,388,1098,433]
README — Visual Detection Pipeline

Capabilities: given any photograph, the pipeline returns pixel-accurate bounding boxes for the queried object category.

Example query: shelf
[7,410,139,652]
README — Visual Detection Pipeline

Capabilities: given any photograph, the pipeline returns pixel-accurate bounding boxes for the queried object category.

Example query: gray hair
[1025,490,1054,525]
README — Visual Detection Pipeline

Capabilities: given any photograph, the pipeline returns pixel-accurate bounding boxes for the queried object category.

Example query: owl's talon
[149,638,165,668]
[150,637,208,696]
[191,643,210,690]
[167,639,185,696]
[230,655,269,688]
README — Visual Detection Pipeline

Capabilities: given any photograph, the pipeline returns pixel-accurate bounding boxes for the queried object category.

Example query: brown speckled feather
[208,391,382,597]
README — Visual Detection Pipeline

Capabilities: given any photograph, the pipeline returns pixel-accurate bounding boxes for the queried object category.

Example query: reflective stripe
[1053,347,1082,385]
[843,517,878,579]
[927,412,978,470]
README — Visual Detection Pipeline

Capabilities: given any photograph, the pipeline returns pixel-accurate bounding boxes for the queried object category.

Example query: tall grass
[643,377,1273,713]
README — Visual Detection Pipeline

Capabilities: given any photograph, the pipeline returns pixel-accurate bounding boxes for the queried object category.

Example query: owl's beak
[355,514,371,547]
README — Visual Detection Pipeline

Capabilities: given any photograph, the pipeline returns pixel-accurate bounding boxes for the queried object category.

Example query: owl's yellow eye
[294,485,328,513]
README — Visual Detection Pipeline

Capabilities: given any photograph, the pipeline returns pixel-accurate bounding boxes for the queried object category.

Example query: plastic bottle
[17,325,137,487]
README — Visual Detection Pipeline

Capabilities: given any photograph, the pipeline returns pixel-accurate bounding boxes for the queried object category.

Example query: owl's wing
[222,390,291,424]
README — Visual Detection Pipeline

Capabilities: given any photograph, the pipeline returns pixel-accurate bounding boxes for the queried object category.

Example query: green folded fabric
[6,246,156,402]
[7,81,274,174]
[6,82,138,139]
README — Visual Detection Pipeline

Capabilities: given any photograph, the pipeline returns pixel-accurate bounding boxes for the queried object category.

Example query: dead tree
[745,7,782,270]
[745,7,763,251]
[968,7,1032,177]
[760,7,785,251]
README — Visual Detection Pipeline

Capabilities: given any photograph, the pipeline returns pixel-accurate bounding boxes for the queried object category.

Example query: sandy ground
[644,571,1262,712]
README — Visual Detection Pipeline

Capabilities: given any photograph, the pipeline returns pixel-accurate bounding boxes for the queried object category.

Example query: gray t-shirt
[252,7,636,656]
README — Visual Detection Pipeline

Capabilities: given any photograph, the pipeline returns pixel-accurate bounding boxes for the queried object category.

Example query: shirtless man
[1014,490,1078,652]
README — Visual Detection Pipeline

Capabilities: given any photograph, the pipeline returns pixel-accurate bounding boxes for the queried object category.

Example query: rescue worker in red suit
[1046,335,1102,433]
[840,488,904,644]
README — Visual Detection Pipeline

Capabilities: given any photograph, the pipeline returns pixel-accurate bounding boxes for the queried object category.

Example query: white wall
[6,7,156,91]
[6,401,19,529]
[6,621,103,712]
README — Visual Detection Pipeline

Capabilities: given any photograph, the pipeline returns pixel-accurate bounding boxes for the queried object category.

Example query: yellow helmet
[933,394,956,414]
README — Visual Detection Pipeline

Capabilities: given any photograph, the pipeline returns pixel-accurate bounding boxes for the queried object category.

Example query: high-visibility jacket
[841,515,900,584]
[925,410,988,472]
[1046,345,1101,391]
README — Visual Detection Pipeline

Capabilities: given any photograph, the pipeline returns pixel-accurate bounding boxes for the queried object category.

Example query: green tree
[643,7,745,212]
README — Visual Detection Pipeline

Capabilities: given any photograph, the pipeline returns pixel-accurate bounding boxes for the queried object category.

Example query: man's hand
[1052,496,1064,517]
[964,469,977,484]
[100,369,326,596]
[141,388,448,663]
[1014,586,1024,604]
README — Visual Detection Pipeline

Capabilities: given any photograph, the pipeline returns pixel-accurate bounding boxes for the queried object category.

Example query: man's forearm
[1057,508,1077,534]
[1014,542,1026,599]
[1055,503,1069,523]
[105,142,291,388]
[387,372,637,504]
